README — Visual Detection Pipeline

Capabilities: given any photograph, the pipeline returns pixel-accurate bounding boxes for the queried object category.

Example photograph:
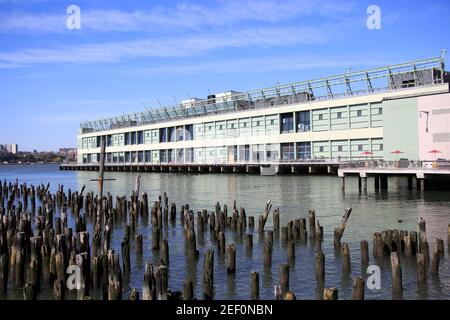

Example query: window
[270,119,275,125]
[219,125,223,130]
[318,114,323,120]
[280,113,294,133]
[338,145,343,152]
[319,146,324,152]
[130,132,136,145]
[358,145,363,151]
[357,110,362,117]
[256,121,261,126]
[379,144,384,151]
[337,112,342,119]
[296,111,310,132]
[230,123,235,129]
[297,142,311,160]
[378,108,383,115]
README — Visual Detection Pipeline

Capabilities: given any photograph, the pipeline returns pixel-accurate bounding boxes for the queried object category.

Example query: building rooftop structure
[80,56,447,134]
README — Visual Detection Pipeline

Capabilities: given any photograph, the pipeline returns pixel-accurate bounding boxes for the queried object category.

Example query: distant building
[0,144,18,154]
[59,148,77,162]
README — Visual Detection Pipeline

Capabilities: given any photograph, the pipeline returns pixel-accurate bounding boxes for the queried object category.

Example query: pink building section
[418,93,450,161]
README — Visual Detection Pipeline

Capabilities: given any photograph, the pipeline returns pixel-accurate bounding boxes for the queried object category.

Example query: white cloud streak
[0,0,354,33]
[0,25,330,66]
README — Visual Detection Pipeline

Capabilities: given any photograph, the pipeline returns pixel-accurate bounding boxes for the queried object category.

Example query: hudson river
[1,164,449,299]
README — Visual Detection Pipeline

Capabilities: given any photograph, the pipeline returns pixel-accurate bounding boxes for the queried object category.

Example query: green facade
[382,97,419,160]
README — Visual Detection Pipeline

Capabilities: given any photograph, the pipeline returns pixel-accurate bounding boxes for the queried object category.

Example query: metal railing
[80,56,446,133]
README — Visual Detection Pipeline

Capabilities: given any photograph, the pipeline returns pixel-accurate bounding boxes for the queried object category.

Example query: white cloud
[0,25,330,66]
[0,0,354,33]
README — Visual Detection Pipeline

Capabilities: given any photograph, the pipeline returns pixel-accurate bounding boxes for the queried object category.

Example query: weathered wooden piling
[279,264,290,296]
[263,240,272,267]
[182,281,194,300]
[431,243,440,276]
[416,253,427,283]
[373,232,384,259]
[0,254,8,294]
[323,288,338,300]
[154,265,168,300]
[391,252,403,298]
[218,231,226,254]
[161,239,169,266]
[315,251,325,281]
[23,283,37,300]
[152,227,160,250]
[334,208,352,247]
[203,249,214,300]
[360,240,369,266]
[246,271,258,301]
[273,209,280,232]
[435,238,444,257]
[53,279,65,300]
[246,233,253,255]
[135,234,143,254]
[143,263,156,300]
[352,277,365,300]
[287,242,295,264]
[341,242,351,273]
[226,244,236,274]
[308,210,316,240]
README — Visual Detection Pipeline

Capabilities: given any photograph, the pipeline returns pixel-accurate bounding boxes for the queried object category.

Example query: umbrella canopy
[428,149,442,160]
[391,150,403,160]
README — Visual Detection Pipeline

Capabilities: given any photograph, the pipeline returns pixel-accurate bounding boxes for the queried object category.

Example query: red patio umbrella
[361,151,372,160]
[429,149,442,160]
[391,150,403,160]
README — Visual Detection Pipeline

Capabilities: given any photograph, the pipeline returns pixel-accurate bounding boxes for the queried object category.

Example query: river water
[0,164,449,300]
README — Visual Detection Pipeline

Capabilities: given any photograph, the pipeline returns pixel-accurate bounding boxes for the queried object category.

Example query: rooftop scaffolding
[80,56,447,134]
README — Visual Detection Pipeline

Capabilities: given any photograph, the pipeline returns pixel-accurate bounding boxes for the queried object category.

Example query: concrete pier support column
[358,177,362,192]
[291,166,295,174]
[380,175,388,190]
[407,176,413,190]
[416,178,424,191]
[374,176,380,191]
[363,177,368,193]
[341,177,345,192]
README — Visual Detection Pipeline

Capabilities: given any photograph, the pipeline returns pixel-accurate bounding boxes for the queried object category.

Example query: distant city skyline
[0,0,449,151]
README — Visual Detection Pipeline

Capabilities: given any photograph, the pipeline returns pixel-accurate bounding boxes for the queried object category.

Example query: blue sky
[0,0,449,151]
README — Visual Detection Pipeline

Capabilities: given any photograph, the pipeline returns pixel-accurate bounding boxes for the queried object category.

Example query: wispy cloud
[0,0,354,33]
[0,25,331,66]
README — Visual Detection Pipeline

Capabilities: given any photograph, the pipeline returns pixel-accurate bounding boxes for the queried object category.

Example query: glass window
[358,144,363,151]
[357,110,363,117]
[280,113,294,133]
[281,143,295,160]
[337,112,342,119]
[160,128,167,143]
[297,142,311,160]
[296,111,310,132]
[318,114,323,120]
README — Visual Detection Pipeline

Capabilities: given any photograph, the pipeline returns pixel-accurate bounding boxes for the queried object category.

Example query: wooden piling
[341,242,351,273]
[287,242,295,264]
[226,244,236,274]
[251,271,259,299]
[263,240,272,267]
[279,264,290,296]
[360,240,369,266]
[416,253,427,283]
[183,281,194,300]
[431,243,440,276]
[391,252,403,298]
[352,277,365,300]
[323,288,338,300]
[202,249,214,300]
[308,210,316,240]
[315,251,325,281]
[161,239,169,266]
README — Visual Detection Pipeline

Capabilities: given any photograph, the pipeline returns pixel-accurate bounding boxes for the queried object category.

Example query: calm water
[1,164,449,300]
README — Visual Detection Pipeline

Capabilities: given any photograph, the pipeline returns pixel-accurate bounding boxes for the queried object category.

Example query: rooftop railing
[80,56,446,133]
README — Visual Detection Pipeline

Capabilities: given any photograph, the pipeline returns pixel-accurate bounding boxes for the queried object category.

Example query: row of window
[80,103,382,149]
